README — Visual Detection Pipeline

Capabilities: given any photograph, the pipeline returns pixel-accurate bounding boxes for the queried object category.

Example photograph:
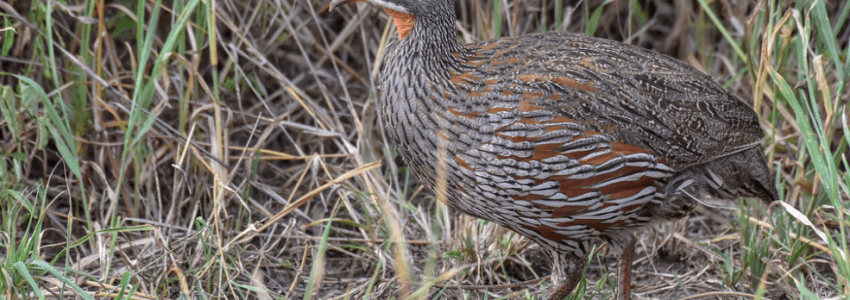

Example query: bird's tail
[702,146,779,203]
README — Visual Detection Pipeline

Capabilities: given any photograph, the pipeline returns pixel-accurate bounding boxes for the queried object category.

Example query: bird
[329,0,778,299]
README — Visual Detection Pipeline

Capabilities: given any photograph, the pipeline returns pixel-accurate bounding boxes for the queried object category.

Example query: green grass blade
[696,0,747,63]
[30,261,95,300]
[491,0,502,37]
[1,17,13,56]
[12,75,81,178]
[12,262,43,300]
[304,202,341,300]
[811,1,845,86]
[585,0,613,36]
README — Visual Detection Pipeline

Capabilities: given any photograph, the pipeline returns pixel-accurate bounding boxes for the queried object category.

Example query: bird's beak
[329,0,361,11]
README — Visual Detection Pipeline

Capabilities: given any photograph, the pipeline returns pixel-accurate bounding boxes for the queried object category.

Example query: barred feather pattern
[332,0,782,298]
[378,26,776,257]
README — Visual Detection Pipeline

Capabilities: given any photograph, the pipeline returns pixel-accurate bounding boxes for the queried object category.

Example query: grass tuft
[0,0,847,299]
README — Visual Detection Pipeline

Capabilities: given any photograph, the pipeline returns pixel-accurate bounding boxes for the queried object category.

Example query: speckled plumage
[332,0,777,299]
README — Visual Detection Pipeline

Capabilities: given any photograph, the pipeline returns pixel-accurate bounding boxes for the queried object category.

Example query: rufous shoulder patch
[383,8,414,39]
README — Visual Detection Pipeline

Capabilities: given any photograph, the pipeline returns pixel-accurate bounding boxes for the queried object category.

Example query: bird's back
[378,30,776,254]
[450,31,765,169]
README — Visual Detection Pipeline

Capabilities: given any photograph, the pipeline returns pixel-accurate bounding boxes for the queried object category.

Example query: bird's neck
[376,8,469,186]
[383,7,466,76]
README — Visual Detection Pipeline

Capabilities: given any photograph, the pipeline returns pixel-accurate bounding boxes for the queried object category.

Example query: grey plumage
[331,0,777,299]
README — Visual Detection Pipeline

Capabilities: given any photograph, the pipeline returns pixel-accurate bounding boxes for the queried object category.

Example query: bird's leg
[616,236,637,300]
[546,250,586,300]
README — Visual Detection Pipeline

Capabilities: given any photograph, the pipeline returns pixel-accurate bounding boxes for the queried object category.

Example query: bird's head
[329,0,453,39]
[329,0,413,14]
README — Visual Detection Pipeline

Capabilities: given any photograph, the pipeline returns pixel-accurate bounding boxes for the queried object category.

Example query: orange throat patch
[382,8,415,39]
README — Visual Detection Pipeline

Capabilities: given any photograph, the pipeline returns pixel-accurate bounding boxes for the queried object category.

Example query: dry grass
[0,0,848,299]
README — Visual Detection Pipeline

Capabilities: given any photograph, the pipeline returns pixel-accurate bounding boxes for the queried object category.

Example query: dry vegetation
[0,0,849,299]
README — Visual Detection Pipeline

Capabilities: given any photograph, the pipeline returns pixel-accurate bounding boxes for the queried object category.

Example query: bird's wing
[454,31,764,170]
